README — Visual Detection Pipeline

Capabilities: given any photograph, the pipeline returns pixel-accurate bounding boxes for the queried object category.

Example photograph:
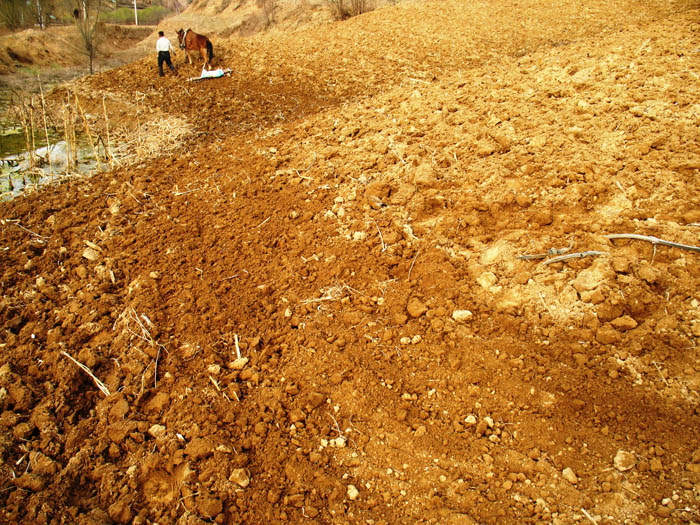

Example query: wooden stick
[606,234,700,253]
[407,248,421,280]
[102,96,113,169]
[581,508,598,525]
[374,221,386,252]
[61,351,110,396]
[256,216,271,229]
[29,101,36,171]
[517,253,547,260]
[541,251,606,266]
[518,243,574,261]
[38,77,52,178]
[75,93,101,172]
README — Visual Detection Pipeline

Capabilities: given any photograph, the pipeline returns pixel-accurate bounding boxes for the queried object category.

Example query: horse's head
[176,29,185,49]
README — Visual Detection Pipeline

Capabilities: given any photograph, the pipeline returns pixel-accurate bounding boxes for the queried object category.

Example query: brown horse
[177,28,214,69]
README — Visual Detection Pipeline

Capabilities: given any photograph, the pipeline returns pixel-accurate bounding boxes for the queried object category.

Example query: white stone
[477,272,498,289]
[347,484,359,500]
[452,310,473,322]
[562,467,578,484]
[613,450,637,472]
[148,424,166,438]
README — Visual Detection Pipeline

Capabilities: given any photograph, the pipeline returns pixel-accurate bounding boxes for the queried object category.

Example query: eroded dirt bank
[1,0,700,524]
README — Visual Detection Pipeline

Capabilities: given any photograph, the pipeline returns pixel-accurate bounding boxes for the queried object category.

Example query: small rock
[184,437,214,460]
[532,208,553,226]
[229,468,250,488]
[14,473,45,491]
[353,231,367,241]
[681,210,700,224]
[476,272,498,290]
[82,247,100,261]
[572,399,586,411]
[562,467,578,484]
[611,315,638,332]
[573,260,612,293]
[412,163,437,187]
[464,415,477,425]
[407,297,427,318]
[196,494,223,518]
[107,499,133,524]
[229,357,249,370]
[452,310,473,323]
[347,484,360,500]
[611,257,630,273]
[614,450,637,472]
[596,325,621,345]
[476,140,496,157]
[686,463,700,473]
[650,458,663,472]
[638,262,658,284]
[148,424,166,439]
[144,392,170,414]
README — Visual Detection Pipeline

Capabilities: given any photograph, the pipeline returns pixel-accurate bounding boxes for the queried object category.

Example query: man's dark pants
[158,51,175,76]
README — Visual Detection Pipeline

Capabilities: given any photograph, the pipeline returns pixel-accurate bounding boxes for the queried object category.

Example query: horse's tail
[206,40,213,61]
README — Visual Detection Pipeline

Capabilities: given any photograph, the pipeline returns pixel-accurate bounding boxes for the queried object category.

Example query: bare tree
[262,0,276,28]
[75,0,104,74]
[0,0,29,30]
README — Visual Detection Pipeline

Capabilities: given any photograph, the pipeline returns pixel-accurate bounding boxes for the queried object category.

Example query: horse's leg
[200,47,208,69]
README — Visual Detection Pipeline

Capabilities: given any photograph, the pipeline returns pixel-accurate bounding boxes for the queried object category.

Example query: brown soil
[2,0,700,524]
[0,24,154,76]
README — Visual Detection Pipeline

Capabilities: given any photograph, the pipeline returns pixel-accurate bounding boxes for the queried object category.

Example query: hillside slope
[2,0,700,523]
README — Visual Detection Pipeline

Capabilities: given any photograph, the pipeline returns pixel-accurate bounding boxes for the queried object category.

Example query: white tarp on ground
[3,141,71,172]
[188,68,232,82]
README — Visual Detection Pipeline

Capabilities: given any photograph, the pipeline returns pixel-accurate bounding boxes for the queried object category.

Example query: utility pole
[133,0,138,25]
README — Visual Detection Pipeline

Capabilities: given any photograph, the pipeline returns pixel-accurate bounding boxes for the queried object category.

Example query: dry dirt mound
[0,24,154,75]
[2,0,700,524]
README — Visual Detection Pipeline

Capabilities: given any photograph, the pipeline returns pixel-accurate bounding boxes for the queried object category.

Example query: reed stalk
[102,96,113,169]
[75,92,101,172]
[38,78,52,178]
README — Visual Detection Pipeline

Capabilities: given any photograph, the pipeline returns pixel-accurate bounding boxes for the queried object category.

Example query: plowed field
[2,0,700,523]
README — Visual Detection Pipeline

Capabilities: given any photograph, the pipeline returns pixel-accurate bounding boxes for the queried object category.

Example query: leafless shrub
[326,0,370,21]
[75,0,105,74]
[0,0,28,30]
[256,0,277,28]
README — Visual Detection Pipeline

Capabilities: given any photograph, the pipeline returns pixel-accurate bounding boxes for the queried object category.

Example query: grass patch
[100,6,173,26]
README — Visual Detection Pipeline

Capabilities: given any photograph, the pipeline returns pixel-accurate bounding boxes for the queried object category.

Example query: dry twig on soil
[606,234,700,253]
[374,220,387,252]
[518,243,573,260]
[407,248,421,280]
[541,251,606,266]
[61,351,111,396]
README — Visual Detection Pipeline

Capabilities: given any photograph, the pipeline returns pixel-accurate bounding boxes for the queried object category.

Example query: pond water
[1,135,98,199]
[0,128,62,158]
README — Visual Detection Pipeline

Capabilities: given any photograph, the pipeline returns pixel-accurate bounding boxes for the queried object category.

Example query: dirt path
[1,1,700,524]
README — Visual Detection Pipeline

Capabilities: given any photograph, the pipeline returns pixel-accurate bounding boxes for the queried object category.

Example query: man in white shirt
[156,31,176,77]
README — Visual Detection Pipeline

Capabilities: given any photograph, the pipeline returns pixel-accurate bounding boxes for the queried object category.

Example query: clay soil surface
[2,0,700,523]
